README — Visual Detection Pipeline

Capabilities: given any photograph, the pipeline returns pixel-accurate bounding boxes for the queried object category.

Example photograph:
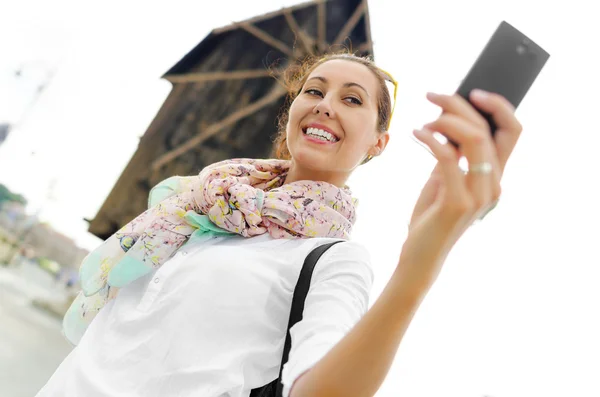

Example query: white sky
[1,0,599,396]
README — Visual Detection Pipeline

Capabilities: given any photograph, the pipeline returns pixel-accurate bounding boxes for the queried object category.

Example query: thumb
[410,163,443,226]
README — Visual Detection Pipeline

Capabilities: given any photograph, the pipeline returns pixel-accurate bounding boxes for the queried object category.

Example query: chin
[292,148,332,171]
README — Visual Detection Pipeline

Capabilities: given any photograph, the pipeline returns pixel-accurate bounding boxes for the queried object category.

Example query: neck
[283,160,349,188]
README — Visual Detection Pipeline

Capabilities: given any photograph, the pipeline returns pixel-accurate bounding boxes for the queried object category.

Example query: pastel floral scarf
[63,158,357,345]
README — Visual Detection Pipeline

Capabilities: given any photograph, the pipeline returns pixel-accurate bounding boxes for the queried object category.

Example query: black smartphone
[454,21,550,139]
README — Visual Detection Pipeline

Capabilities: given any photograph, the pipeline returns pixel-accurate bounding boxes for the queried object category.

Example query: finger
[426,92,489,130]
[424,114,496,166]
[423,115,499,211]
[469,90,522,132]
[410,162,444,221]
[413,128,468,203]
[469,90,523,169]
[409,166,440,228]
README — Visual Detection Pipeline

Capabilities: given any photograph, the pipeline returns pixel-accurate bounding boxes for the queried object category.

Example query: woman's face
[286,59,389,178]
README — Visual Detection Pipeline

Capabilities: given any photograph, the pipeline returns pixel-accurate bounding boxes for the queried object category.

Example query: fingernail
[426,92,439,100]
[471,89,488,100]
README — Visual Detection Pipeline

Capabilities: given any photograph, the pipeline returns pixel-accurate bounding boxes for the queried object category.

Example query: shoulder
[308,239,374,289]
[321,239,371,263]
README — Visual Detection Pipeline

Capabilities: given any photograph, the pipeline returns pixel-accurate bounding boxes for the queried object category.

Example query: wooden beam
[151,85,287,171]
[356,41,372,54]
[317,1,327,52]
[240,22,295,58]
[212,0,328,35]
[165,69,276,84]
[283,8,315,56]
[333,0,366,45]
[362,0,374,55]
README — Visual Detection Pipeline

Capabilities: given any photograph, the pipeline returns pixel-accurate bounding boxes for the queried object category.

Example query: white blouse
[36,233,374,397]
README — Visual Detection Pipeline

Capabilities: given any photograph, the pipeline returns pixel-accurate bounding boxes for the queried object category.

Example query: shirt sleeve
[280,240,374,397]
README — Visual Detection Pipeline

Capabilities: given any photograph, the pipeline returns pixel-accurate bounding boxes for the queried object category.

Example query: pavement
[0,264,74,397]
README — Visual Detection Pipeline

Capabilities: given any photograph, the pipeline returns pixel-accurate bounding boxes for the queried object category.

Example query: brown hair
[273,51,394,160]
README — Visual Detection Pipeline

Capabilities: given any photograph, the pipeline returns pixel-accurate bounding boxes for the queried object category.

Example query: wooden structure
[88,0,375,240]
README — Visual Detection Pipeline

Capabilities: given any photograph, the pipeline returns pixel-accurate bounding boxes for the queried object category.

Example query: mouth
[301,124,340,144]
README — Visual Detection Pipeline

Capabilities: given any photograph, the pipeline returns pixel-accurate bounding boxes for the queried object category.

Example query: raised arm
[289,90,523,397]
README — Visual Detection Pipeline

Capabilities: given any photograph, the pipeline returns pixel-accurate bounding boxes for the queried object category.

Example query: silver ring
[468,162,493,175]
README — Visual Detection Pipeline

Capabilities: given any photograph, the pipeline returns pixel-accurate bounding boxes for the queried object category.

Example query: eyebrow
[306,76,370,98]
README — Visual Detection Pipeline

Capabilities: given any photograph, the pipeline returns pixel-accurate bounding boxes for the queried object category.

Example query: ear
[369,132,390,157]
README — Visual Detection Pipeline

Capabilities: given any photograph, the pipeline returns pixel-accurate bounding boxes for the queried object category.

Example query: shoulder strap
[274,240,343,396]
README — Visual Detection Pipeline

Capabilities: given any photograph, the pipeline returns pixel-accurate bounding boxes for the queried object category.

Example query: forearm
[289,262,430,397]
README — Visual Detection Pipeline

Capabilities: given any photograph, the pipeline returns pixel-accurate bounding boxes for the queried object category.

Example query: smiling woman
[37,46,525,397]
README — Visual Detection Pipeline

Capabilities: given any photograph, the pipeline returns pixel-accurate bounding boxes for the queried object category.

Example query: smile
[302,127,339,143]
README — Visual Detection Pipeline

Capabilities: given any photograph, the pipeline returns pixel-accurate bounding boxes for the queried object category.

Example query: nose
[313,98,334,118]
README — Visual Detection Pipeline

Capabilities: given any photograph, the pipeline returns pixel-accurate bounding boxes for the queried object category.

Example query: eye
[344,96,362,105]
[305,88,323,97]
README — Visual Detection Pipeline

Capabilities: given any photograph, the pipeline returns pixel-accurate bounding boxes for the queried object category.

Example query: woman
[37,52,522,397]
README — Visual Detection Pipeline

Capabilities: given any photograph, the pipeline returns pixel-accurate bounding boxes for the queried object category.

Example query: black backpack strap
[274,240,343,396]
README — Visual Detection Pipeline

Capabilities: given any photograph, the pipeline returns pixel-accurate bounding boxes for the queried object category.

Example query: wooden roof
[88,0,374,240]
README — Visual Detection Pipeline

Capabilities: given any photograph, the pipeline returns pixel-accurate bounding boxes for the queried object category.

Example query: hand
[399,90,522,295]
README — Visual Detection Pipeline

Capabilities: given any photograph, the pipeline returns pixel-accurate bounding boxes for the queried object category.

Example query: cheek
[286,103,300,131]
[286,100,311,133]
[342,116,378,147]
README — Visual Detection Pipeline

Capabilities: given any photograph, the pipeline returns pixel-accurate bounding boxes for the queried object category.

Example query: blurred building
[0,200,27,229]
[0,202,88,269]
[22,223,89,270]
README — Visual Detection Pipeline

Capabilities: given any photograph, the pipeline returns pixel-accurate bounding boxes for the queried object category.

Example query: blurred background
[1,0,599,396]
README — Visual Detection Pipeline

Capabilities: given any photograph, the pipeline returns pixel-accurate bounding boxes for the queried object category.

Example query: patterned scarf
[63,158,357,344]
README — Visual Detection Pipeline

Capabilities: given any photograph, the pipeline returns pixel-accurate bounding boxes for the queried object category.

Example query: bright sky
[1,0,599,396]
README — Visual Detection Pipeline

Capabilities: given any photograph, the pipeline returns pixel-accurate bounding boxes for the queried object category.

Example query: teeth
[305,127,337,142]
